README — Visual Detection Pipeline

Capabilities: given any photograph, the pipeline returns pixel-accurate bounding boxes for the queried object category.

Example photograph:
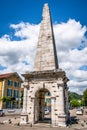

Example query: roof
[0,72,23,82]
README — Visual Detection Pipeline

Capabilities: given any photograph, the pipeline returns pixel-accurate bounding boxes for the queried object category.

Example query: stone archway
[20,74,69,127]
[34,88,51,123]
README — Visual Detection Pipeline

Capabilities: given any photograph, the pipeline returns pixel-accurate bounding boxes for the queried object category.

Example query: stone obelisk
[20,3,69,127]
[34,3,58,71]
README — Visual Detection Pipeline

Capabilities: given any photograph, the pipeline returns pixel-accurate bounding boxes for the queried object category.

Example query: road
[0,109,87,130]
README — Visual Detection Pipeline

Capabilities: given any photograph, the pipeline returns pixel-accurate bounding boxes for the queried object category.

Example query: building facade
[0,72,23,109]
[20,3,69,127]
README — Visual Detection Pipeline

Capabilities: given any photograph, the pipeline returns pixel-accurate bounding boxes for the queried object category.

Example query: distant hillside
[68,91,82,102]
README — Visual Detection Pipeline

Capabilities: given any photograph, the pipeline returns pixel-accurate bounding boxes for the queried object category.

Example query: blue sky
[0,0,87,36]
[0,0,87,94]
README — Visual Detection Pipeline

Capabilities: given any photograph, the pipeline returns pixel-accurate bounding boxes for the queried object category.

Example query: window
[8,80,10,86]
[14,90,18,98]
[8,80,13,86]
[18,82,20,87]
[45,92,50,96]
[48,99,51,103]
[7,89,12,97]
[14,82,17,87]
[46,98,49,102]
[14,82,19,87]
[46,98,51,103]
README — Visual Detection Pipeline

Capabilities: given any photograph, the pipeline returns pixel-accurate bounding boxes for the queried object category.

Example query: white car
[76,109,83,115]
[44,109,49,114]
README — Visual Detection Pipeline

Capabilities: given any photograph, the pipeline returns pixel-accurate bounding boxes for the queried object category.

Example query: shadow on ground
[67,116,79,126]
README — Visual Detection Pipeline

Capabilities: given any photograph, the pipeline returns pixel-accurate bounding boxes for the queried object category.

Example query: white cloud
[71,70,87,82]
[53,20,87,94]
[59,48,87,72]
[68,80,87,94]
[10,22,40,39]
[0,19,87,94]
[54,19,86,51]
[0,22,40,74]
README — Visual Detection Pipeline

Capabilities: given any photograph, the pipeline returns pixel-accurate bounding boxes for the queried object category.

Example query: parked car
[44,109,50,115]
[76,108,83,115]
[0,109,5,116]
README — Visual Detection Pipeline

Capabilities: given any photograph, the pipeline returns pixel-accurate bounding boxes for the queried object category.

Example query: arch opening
[34,88,51,123]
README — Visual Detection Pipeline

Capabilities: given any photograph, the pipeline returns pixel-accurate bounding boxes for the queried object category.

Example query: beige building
[20,3,69,127]
[0,72,23,109]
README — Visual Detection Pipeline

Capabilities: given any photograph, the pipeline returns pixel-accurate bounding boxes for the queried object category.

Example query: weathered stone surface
[34,3,58,71]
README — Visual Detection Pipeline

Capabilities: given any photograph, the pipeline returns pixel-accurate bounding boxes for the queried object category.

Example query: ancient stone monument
[20,3,69,127]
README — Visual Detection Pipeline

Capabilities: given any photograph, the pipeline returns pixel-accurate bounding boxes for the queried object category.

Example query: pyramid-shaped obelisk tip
[42,3,50,19]
[44,3,48,7]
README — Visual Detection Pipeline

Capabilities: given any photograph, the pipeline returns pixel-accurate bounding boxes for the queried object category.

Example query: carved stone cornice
[22,69,69,83]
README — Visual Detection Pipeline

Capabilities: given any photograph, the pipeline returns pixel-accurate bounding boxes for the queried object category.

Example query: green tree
[70,99,81,107]
[1,97,7,108]
[83,89,87,106]
[1,97,7,102]
[1,97,16,108]
[68,91,82,102]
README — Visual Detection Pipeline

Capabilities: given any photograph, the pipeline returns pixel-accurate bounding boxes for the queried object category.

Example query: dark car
[0,109,5,116]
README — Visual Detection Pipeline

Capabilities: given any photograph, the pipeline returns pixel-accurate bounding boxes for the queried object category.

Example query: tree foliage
[1,97,7,102]
[70,99,82,107]
[1,96,16,108]
[83,89,87,106]
[68,91,82,102]
[68,91,83,107]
